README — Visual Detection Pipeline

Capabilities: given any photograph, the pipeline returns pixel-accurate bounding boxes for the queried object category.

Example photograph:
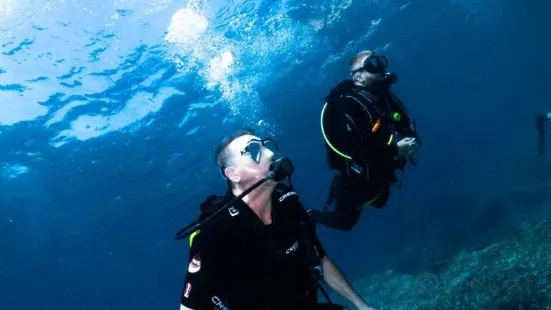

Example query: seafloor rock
[351,219,551,310]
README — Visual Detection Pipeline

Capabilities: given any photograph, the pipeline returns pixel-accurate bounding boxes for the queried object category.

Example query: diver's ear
[224,166,240,183]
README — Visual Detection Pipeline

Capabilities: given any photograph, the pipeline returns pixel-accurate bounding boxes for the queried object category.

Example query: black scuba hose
[175,157,294,241]
[174,173,274,240]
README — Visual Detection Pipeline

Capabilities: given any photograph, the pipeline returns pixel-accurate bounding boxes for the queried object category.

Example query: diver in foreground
[536,112,551,155]
[308,50,422,231]
[175,129,377,310]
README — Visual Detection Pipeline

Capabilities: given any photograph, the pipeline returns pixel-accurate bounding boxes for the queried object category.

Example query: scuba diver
[308,50,422,232]
[536,112,551,155]
[175,129,377,310]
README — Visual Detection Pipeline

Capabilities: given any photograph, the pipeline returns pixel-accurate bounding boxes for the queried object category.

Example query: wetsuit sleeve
[180,230,222,309]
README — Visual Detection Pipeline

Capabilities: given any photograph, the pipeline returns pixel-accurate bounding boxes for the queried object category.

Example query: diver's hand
[397,137,419,157]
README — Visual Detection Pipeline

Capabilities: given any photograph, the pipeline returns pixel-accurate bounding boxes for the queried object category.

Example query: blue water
[1,0,550,309]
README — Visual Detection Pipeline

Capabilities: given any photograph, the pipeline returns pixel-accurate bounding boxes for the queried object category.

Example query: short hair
[349,50,373,71]
[214,128,256,170]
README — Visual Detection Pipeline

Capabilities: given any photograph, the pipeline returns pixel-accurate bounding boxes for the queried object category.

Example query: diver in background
[308,50,421,232]
[536,112,551,155]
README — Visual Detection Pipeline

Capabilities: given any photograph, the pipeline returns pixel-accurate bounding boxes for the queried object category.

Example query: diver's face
[224,134,276,185]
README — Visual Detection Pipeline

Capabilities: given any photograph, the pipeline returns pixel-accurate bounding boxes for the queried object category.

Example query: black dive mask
[241,138,279,164]
[241,137,293,180]
[352,55,388,75]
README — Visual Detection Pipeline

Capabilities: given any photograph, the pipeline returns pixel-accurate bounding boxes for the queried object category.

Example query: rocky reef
[351,219,551,310]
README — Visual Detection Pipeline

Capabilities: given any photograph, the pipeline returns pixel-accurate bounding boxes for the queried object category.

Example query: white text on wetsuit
[279,191,297,202]
[285,241,299,254]
[211,296,229,310]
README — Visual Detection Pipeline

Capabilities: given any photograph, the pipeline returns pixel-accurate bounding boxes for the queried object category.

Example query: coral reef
[351,219,551,310]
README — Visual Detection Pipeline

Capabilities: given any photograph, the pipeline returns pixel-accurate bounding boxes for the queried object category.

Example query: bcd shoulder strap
[198,194,231,221]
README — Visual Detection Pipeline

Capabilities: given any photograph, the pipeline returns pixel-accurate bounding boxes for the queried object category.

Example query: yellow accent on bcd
[189,230,200,247]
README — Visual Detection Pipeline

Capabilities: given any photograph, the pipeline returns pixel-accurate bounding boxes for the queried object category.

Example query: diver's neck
[233,182,275,224]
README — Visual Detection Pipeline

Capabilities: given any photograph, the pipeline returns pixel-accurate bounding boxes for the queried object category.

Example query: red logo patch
[188,254,201,273]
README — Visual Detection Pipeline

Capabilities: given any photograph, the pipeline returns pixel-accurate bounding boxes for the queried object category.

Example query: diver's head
[215,129,279,190]
[349,50,396,91]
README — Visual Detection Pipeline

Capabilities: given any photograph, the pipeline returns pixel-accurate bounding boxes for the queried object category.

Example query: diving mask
[352,55,388,75]
[242,138,293,181]
[241,138,279,164]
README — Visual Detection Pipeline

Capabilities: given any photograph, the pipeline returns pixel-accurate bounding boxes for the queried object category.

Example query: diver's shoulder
[195,193,240,227]
[193,208,239,244]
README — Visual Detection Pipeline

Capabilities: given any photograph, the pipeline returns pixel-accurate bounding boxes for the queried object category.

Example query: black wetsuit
[536,112,551,155]
[180,184,346,310]
[308,80,420,231]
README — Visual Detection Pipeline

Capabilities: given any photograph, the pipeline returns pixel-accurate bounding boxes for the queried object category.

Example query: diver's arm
[305,223,375,309]
[179,231,222,310]
[304,214,376,308]
[321,256,376,310]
